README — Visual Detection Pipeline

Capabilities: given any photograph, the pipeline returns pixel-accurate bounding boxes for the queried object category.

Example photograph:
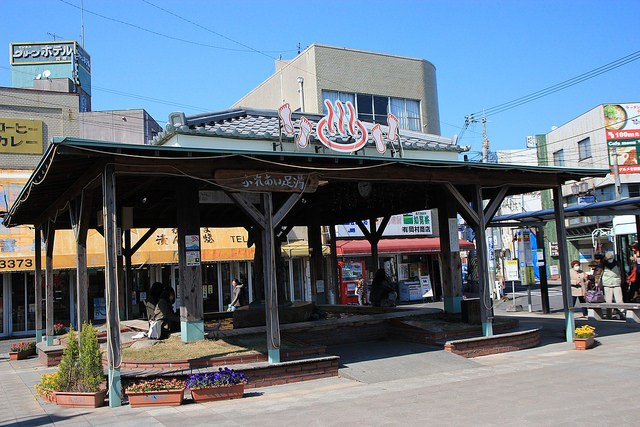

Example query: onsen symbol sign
[316,100,368,152]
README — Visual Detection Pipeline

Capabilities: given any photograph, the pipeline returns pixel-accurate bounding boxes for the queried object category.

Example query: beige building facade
[234,44,441,135]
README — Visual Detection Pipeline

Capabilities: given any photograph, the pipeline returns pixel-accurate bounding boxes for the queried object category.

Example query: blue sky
[2,0,639,157]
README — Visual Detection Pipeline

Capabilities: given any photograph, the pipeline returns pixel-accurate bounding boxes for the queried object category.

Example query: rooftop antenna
[80,0,85,47]
[297,43,301,54]
[47,32,61,41]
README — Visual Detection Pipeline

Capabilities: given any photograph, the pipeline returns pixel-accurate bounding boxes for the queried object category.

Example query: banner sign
[214,170,318,193]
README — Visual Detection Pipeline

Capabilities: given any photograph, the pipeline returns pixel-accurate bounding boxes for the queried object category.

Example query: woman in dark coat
[145,282,164,320]
[370,269,390,307]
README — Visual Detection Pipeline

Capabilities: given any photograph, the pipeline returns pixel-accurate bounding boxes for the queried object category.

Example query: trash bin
[327,289,336,305]
[461,298,481,324]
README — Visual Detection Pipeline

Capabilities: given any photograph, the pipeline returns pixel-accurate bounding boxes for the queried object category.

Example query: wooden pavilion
[3,106,608,406]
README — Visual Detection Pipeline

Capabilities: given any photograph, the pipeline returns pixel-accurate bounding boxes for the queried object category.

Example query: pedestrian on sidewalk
[570,260,588,316]
[626,242,640,302]
[602,251,624,319]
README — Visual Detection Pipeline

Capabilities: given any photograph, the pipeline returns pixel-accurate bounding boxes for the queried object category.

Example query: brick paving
[1,300,639,425]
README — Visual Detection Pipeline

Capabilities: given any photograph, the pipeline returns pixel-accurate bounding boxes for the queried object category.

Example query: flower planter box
[55,390,107,408]
[574,336,595,350]
[9,351,26,361]
[190,384,245,403]
[126,388,185,407]
[9,346,36,360]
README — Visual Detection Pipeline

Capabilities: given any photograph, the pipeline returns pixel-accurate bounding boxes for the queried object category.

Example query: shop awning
[335,237,475,256]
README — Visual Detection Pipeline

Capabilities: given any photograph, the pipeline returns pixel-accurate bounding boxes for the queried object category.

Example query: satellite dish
[42,70,51,78]
[35,74,42,80]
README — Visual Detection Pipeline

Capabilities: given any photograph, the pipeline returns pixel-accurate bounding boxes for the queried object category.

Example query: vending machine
[338,260,366,304]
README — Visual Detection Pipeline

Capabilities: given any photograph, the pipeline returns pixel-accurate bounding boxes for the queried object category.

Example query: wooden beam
[273,192,304,226]
[442,182,480,227]
[229,192,265,228]
[128,228,157,255]
[483,186,509,223]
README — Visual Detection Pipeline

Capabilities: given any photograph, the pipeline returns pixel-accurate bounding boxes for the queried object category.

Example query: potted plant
[125,378,186,407]
[9,341,36,360]
[574,325,596,350]
[34,372,59,403]
[186,368,248,403]
[34,323,107,407]
[53,323,66,335]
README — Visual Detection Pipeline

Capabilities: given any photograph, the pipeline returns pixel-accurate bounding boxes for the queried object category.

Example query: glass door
[0,275,5,336]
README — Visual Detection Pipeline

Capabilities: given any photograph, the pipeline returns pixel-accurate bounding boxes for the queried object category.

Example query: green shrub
[52,323,104,392]
[54,326,80,392]
[78,322,104,392]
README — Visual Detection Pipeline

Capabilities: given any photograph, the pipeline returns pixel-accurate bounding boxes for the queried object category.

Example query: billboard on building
[11,41,91,77]
[604,103,640,174]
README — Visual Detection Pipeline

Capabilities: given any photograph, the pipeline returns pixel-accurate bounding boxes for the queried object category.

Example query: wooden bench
[581,302,640,323]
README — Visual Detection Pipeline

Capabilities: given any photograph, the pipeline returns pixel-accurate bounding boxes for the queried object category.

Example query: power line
[58,0,296,54]
[470,50,640,118]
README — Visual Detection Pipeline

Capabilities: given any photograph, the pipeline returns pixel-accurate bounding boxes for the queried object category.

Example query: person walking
[601,251,624,319]
[569,260,588,317]
[228,278,246,311]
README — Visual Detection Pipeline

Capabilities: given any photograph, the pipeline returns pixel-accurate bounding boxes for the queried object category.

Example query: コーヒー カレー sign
[0,118,43,154]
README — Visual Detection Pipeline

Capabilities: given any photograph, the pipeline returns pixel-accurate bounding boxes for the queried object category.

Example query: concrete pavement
[1,299,639,426]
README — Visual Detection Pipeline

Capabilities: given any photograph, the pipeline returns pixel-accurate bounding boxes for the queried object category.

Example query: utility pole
[481,115,490,163]
[613,151,622,200]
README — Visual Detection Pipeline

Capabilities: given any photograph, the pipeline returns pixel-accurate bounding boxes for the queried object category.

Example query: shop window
[629,184,640,198]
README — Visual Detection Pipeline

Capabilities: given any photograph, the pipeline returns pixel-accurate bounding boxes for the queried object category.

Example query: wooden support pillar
[553,186,574,342]
[356,216,390,271]
[124,229,133,319]
[70,193,91,329]
[176,182,204,342]
[229,190,302,364]
[437,198,463,313]
[34,227,43,343]
[262,193,281,363]
[369,217,380,270]
[43,221,55,346]
[472,185,493,336]
[103,164,121,407]
[309,224,325,304]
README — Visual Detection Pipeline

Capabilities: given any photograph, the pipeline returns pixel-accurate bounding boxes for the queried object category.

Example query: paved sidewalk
[1,303,639,426]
